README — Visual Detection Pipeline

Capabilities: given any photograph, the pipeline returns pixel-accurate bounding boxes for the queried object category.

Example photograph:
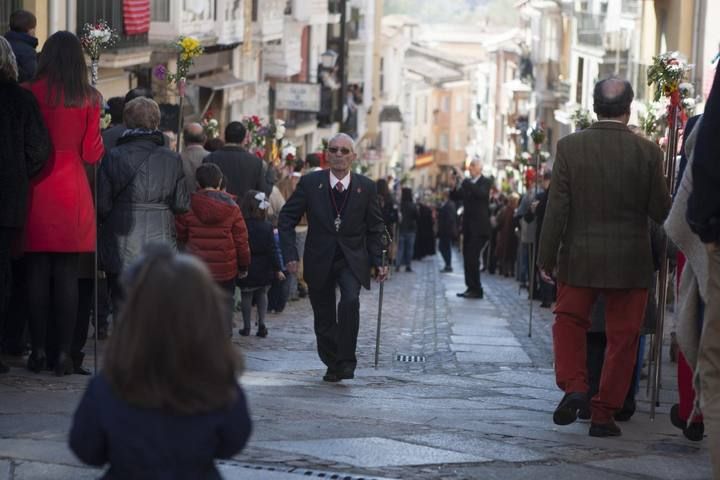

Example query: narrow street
[0,250,712,479]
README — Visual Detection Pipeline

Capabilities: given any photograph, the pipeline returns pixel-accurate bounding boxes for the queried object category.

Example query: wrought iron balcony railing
[77,0,149,51]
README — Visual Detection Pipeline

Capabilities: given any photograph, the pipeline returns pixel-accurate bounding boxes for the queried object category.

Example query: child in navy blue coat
[236,190,284,337]
[69,244,251,479]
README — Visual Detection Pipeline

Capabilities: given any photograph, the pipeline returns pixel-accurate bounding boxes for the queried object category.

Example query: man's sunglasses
[327,146,352,155]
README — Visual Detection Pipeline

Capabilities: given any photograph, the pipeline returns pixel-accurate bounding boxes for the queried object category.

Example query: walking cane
[528,241,535,338]
[649,106,681,419]
[374,249,388,369]
[528,150,541,338]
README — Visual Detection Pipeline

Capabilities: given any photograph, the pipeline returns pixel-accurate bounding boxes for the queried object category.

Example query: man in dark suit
[203,121,267,199]
[538,77,671,437]
[451,158,492,298]
[279,133,387,382]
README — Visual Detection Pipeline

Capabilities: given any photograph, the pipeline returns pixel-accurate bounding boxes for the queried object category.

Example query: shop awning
[191,71,248,91]
[191,72,256,115]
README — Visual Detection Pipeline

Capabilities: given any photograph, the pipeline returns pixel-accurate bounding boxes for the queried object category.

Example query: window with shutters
[152,0,170,22]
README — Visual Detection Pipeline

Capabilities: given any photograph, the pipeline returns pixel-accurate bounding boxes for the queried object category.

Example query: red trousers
[553,282,648,423]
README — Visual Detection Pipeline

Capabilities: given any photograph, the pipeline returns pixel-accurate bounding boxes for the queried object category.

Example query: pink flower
[153,64,167,81]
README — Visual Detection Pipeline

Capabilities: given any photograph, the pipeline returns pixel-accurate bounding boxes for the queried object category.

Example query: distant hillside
[383,0,518,26]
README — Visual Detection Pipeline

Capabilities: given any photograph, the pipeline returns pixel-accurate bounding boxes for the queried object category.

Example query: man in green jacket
[538,77,671,437]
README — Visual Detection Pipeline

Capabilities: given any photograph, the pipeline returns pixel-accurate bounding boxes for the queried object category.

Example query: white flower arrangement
[80,20,117,61]
[274,119,286,140]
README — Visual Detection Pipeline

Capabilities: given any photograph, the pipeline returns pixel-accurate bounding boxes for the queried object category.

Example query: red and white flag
[123,0,150,35]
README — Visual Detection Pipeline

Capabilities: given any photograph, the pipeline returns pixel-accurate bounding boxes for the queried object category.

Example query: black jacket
[437,200,457,239]
[0,81,49,228]
[98,131,189,274]
[450,176,492,237]
[4,31,37,83]
[399,201,418,233]
[203,146,267,199]
[688,66,720,243]
[237,218,280,289]
[278,171,386,289]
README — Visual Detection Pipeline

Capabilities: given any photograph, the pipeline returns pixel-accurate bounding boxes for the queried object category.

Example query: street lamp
[320,50,338,69]
[318,50,340,127]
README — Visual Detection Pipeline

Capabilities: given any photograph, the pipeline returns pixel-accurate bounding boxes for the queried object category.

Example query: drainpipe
[66,0,76,33]
[690,0,704,91]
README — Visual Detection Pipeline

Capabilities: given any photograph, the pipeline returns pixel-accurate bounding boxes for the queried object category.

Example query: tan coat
[538,121,671,288]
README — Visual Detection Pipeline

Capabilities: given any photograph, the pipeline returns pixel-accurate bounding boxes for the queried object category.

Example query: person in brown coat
[176,163,250,333]
[495,193,519,277]
[538,77,671,437]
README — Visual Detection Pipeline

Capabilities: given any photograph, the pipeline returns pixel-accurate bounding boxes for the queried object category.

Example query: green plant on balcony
[570,107,593,131]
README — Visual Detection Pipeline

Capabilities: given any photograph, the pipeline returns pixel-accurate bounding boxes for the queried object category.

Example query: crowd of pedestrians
[1,8,720,477]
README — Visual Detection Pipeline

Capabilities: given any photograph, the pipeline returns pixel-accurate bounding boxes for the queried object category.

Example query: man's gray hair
[0,37,19,82]
[328,132,356,152]
[468,157,482,168]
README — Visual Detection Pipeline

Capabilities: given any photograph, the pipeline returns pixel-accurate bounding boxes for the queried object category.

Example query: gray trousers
[699,245,720,479]
[240,286,269,331]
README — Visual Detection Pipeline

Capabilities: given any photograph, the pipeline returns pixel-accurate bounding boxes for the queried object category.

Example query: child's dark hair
[241,190,266,220]
[195,163,223,189]
[9,10,36,33]
[104,243,242,414]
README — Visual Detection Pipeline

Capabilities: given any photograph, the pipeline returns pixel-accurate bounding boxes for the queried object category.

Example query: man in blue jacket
[4,10,37,83]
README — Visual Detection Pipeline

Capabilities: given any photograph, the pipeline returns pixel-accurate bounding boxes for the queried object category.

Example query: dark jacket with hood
[176,190,250,282]
[237,218,281,289]
[98,130,189,274]
[4,30,37,83]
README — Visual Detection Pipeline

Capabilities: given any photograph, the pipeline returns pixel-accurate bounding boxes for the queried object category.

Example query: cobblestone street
[0,250,713,479]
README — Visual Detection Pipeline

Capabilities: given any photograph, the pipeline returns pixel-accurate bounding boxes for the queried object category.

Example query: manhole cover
[395,354,426,363]
[216,461,398,480]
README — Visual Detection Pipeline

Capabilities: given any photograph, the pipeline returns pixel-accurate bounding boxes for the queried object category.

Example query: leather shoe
[73,365,92,375]
[670,404,704,441]
[55,353,73,377]
[338,369,354,380]
[322,370,341,382]
[578,407,591,420]
[441,266,453,273]
[589,420,622,437]
[238,327,251,337]
[27,350,46,373]
[457,289,484,299]
[257,325,268,338]
[613,398,636,422]
[553,392,588,426]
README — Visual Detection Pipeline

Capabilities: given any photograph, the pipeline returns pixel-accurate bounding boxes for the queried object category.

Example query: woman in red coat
[23,31,104,376]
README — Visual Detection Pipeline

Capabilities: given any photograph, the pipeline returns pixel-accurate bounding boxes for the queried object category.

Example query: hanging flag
[123,0,151,35]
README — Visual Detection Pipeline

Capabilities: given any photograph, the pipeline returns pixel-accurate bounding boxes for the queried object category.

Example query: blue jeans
[396,232,416,268]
